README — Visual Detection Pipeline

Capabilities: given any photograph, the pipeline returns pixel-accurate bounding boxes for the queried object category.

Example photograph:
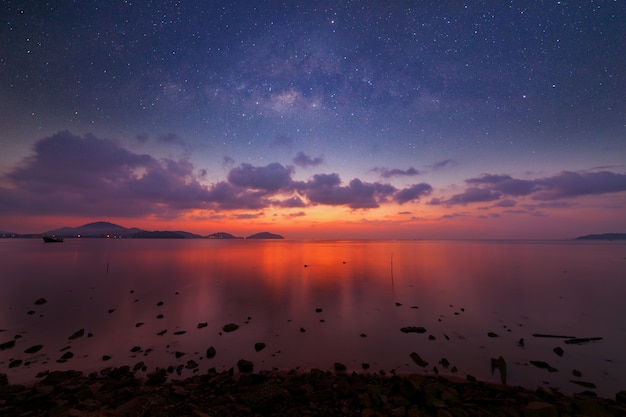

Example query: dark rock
[410,352,428,367]
[173,330,186,335]
[130,346,141,353]
[487,332,499,338]
[616,390,626,404]
[135,322,144,328]
[206,346,217,358]
[490,356,507,385]
[24,344,43,354]
[0,373,8,386]
[553,346,564,357]
[300,327,306,332]
[60,351,74,360]
[360,333,367,337]
[102,355,111,361]
[315,308,323,313]
[573,369,582,377]
[254,342,266,352]
[157,301,164,306]
[400,326,426,334]
[133,361,145,372]
[42,370,83,385]
[197,322,208,329]
[223,323,239,332]
[68,328,85,340]
[9,359,22,368]
[185,360,199,369]
[237,359,254,373]
[157,329,167,336]
[34,298,47,305]
[362,363,370,370]
[570,380,596,389]
[0,340,15,350]
[146,368,167,385]
[518,338,525,346]
[530,360,558,372]
[334,362,347,372]
[564,337,603,344]
[27,310,35,315]
[156,314,164,319]
[175,351,185,359]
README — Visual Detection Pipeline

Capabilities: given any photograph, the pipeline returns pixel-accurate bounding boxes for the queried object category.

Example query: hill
[247,232,284,239]
[45,221,143,238]
[206,232,241,239]
[575,233,626,240]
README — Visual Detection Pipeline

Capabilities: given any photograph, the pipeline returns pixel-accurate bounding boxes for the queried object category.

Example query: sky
[1,1,625,239]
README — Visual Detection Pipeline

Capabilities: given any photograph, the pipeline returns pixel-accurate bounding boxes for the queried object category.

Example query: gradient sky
[1,1,625,239]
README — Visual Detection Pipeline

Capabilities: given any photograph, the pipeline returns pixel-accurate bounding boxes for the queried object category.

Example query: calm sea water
[1,238,625,396]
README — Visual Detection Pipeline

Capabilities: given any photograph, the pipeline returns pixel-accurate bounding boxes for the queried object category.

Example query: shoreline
[2,366,625,417]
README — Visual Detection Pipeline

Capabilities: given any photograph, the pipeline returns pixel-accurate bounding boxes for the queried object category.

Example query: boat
[42,236,64,243]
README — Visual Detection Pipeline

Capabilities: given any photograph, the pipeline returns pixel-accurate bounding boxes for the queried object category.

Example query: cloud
[446,188,502,205]
[371,166,420,178]
[293,152,324,168]
[429,159,455,170]
[466,174,537,196]
[299,174,396,209]
[533,171,626,200]
[394,183,433,204]
[2,131,212,217]
[227,162,295,192]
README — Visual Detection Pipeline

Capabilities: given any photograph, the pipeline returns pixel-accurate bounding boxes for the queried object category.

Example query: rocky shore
[2,366,625,417]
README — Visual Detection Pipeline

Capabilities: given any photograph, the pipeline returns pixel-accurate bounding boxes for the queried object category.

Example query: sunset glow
[0,2,624,239]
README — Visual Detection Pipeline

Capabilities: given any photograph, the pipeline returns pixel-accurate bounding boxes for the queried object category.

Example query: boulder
[237,359,254,373]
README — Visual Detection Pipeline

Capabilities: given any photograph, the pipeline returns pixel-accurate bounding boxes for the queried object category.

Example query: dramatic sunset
[1,2,626,415]
[1,1,624,238]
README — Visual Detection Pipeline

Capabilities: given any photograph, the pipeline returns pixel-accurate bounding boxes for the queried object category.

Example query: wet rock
[197,322,208,329]
[0,373,7,386]
[315,308,323,313]
[518,338,525,346]
[206,346,217,358]
[572,369,582,377]
[334,362,347,372]
[553,346,564,357]
[135,322,144,328]
[487,332,499,338]
[223,323,239,332]
[133,361,145,372]
[157,314,164,319]
[27,310,36,315]
[157,329,167,336]
[522,401,558,417]
[410,352,428,367]
[530,360,558,372]
[0,340,16,350]
[68,328,85,340]
[616,390,626,404]
[400,326,426,334]
[490,356,507,385]
[360,333,367,337]
[175,351,185,359]
[34,298,47,305]
[130,346,141,353]
[42,370,83,385]
[9,359,22,368]
[146,368,167,385]
[300,327,306,332]
[570,380,596,389]
[439,358,450,368]
[60,351,74,360]
[237,359,254,373]
[102,355,111,361]
[173,330,186,335]
[157,301,164,306]
[185,360,199,369]
[565,337,603,344]
[254,342,266,352]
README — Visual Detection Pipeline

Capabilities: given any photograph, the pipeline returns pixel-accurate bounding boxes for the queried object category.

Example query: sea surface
[1,238,625,397]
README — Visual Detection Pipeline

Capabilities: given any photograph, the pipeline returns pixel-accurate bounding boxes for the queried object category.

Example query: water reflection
[0,239,624,397]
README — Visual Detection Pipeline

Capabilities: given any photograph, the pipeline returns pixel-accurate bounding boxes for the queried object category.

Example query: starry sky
[1,1,625,239]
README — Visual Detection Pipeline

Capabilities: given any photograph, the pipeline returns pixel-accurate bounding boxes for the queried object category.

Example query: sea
[1,238,625,397]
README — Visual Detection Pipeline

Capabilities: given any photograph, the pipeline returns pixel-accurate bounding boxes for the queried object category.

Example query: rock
[68,328,85,340]
[24,344,44,354]
[0,340,15,350]
[60,351,74,360]
[135,322,144,328]
[157,330,167,336]
[254,342,266,352]
[9,359,22,368]
[487,332,499,338]
[237,359,254,373]
[439,358,450,368]
[410,352,428,367]
[185,360,199,369]
[553,347,564,357]
[175,351,185,359]
[223,323,239,332]
[315,308,323,313]
[616,390,626,404]
[300,327,306,332]
[564,337,603,344]
[518,338,525,346]
[157,301,164,306]
[529,360,558,372]
[334,362,347,372]
[400,326,426,334]
[133,361,145,372]
[130,346,141,353]
[570,380,596,389]
[146,368,167,385]
[102,355,111,361]
[42,370,83,385]
[522,401,558,417]
[206,346,217,358]
[572,369,582,377]
[490,356,507,385]
[0,373,7,386]
[197,322,208,329]
[34,298,47,305]
[174,330,186,335]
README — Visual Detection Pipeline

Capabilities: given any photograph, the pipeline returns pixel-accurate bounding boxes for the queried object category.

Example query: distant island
[575,233,626,241]
[0,221,284,240]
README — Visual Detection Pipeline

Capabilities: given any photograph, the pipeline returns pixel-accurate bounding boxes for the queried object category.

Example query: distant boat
[42,236,64,243]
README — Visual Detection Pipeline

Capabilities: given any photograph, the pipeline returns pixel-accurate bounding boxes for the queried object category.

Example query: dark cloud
[227,162,295,192]
[446,188,502,205]
[293,152,324,168]
[2,131,212,217]
[533,171,626,200]
[273,196,306,208]
[371,166,420,178]
[394,183,433,204]
[466,174,537,196]
[299,174,396,209]
[492,199,517,208]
